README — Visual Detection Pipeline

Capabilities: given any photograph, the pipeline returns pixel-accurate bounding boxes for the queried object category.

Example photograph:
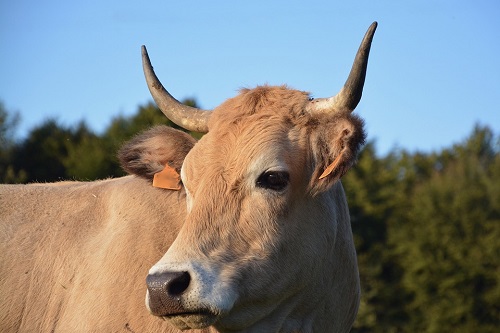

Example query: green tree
[4,98,202,183]
[392,125,500,332]
[0,102,19,146]
[63,122,114,180]
[10,119,81,182]
[345,143,410,332]
[0,102,25,183]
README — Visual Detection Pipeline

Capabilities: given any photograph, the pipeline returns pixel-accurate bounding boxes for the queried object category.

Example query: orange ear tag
[318,152,344,180]
[152,164,182,190]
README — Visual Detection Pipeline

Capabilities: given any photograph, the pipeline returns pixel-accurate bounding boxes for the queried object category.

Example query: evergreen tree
[64,122,113,180]
[392,125,500,332]
[10,119,76,182]
[0,102,25,183]
[4,99,201,182]
[345,143,410,332]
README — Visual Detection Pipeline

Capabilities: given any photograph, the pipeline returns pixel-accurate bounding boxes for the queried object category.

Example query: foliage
[0,102,25,183]
[0,99,498,332]
[391,126,500,332]
[9,119,85,182]
[343,144,411,331]
[348,126,499,332]
[0,100,199,182]
[0,102,20,146]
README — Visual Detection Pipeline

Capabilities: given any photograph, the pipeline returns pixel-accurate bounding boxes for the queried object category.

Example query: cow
[0,22,377,332]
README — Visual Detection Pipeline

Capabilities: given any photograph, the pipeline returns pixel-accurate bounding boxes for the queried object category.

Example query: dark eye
[256,171,290,191]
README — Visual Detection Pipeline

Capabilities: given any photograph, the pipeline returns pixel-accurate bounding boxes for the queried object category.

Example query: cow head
[120,22,376,332]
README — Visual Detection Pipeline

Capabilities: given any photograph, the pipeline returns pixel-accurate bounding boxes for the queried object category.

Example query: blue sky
[1,0,499,155]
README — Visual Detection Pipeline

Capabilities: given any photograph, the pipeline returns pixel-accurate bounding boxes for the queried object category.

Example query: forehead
[189,115,293,174]
[184,86,310,179]
[209,85,310,128]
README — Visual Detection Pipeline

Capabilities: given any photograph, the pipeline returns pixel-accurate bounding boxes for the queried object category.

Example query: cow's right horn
[142,46,211,133]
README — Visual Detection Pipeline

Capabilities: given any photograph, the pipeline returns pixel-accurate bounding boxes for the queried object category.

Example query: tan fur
[0,177,194,332]
[150,86,364,332]
[1,86,365,333]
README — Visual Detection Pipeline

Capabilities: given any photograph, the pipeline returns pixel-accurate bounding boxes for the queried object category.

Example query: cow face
[130,21,376,332]
[121,86,365,331]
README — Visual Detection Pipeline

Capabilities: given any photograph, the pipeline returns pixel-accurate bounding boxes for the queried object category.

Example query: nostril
[168,271,190,296]
[146,271,191,298]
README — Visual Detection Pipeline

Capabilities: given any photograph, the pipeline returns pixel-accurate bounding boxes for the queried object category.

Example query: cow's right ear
[308,113,365,195]
[118,126,196,181]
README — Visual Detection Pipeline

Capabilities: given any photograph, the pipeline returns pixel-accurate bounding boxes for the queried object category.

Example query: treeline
[344,127,499,332]
[0,100,200,183]
[1,101,499,332]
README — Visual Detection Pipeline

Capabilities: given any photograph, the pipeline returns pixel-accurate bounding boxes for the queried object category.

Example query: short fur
[119,126,196,178]
[1,85,365,333]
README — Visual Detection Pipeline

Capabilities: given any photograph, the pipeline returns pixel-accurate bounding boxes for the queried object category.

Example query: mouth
[163,310,218,330]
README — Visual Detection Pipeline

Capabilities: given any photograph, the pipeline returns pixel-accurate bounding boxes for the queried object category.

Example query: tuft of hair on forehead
[208,85,310,128]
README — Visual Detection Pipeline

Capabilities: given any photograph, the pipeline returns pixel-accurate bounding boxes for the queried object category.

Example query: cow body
[0,173,357,332]
[0,176,188,332]
[1,22,377,332]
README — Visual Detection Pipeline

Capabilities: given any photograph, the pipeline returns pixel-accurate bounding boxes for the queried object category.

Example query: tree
[0,102,25,183]
[0,102,19,146]
[10,119,81,182]
[345,143,410,332]
[391,125,500,332]
[63,122,114,180]
[4,98,202,183]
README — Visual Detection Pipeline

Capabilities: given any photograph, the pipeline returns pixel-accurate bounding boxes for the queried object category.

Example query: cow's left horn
[309,22,377,113]
[142,46,211,133]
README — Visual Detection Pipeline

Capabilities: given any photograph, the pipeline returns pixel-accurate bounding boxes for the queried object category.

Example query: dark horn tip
[338,21,378,112]
[141,45,149,59]
[365,22,378,41]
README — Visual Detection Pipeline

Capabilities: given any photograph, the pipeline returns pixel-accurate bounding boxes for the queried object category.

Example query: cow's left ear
[118,126,196,181]
[308,114,365,195]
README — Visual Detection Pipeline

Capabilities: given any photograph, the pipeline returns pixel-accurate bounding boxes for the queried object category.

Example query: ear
[118,126,196,181]
[308,114,365,195]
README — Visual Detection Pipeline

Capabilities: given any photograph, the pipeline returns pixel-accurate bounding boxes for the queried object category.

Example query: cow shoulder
[119,125,196,180]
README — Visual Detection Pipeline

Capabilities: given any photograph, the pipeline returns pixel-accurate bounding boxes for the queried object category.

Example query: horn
[142,45,211,133]
[309,22,377,113]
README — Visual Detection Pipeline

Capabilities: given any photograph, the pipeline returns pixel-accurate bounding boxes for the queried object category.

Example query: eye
[256,171,290,191]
